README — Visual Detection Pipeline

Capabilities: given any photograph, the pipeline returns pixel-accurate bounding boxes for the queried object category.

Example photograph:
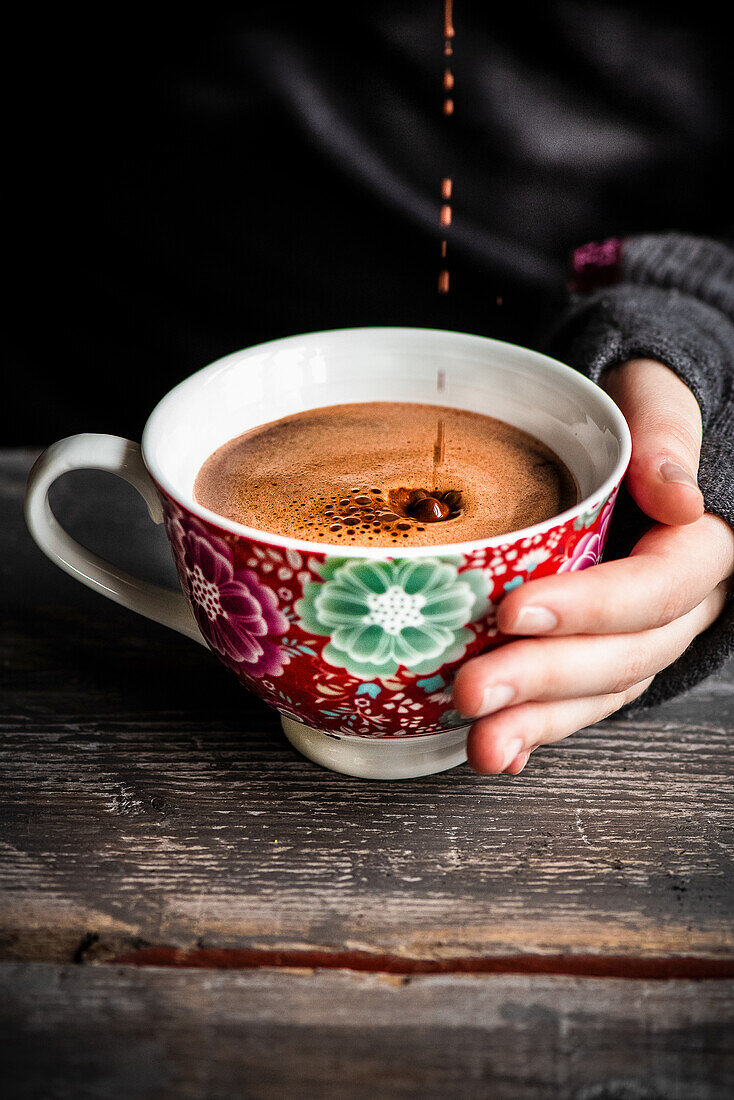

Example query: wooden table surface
[2,447,733,1098]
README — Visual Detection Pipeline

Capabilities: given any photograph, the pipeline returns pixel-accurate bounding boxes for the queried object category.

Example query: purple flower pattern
[167,507,289,677]
[559,492,615,573]
[558,530,602,572]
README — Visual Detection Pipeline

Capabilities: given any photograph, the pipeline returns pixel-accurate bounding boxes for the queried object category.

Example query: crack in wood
[107,945,734,980]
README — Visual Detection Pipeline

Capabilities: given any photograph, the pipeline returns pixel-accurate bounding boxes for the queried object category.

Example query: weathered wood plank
[2,964,733,1100]
[2,449,733,963]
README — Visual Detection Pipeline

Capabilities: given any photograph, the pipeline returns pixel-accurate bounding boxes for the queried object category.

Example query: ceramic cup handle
[24,433,205,644]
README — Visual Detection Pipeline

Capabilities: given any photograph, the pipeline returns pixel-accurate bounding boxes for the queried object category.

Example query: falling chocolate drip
[444,0,455,38]
[443,0,455,54]
[440,178,452,264]
[438,4,455,292]
[432,418,445,485]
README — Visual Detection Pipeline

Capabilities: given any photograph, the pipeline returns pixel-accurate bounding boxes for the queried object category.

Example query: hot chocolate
[194,402,578,547]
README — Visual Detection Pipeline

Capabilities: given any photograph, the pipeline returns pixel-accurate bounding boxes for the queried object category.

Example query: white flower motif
[514,549,551,573]
[427,688,454,707]
[363,585,427,633]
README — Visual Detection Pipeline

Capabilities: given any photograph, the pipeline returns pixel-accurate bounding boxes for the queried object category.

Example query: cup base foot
[280,716,469,779]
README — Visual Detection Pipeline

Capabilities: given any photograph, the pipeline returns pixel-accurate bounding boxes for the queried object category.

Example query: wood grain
[2,964,733,1100]
[2,449,733,966]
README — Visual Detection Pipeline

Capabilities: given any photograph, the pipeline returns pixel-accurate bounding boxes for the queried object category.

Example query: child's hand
[453,358,734,774]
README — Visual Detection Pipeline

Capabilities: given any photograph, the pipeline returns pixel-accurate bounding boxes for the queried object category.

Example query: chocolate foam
[194,402,578,547]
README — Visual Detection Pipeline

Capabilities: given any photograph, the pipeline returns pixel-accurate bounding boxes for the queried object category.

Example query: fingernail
[479,682,515,715]
[507,605,558,635]
[514,752,530,774]
[502,738,524,771]
[507,751,530,775]
[659,460,700,491]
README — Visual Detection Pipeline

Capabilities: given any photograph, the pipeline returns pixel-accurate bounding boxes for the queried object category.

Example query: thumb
[602,358,704,526]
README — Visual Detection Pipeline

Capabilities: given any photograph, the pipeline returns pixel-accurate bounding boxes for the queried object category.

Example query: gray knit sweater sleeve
[547,233,734,709]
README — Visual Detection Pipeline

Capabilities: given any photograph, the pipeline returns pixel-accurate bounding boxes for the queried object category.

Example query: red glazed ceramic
[25,328,631,778]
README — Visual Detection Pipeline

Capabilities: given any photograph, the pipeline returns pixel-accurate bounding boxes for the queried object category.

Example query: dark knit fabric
[548,233,734,708]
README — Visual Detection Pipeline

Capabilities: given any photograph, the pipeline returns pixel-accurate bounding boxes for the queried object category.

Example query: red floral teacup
[25,328,630,778]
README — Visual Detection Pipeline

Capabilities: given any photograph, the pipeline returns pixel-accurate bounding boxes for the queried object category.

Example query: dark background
[7,2,732,445]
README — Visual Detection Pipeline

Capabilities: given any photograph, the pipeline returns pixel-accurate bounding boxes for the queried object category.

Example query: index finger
[497,513,734,637]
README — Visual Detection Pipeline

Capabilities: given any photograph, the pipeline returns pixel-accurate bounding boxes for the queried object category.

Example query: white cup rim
[142,326,631,559]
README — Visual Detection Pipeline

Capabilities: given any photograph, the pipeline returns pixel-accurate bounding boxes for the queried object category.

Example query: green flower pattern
[573,496,607,530]
[295,557,491,680]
